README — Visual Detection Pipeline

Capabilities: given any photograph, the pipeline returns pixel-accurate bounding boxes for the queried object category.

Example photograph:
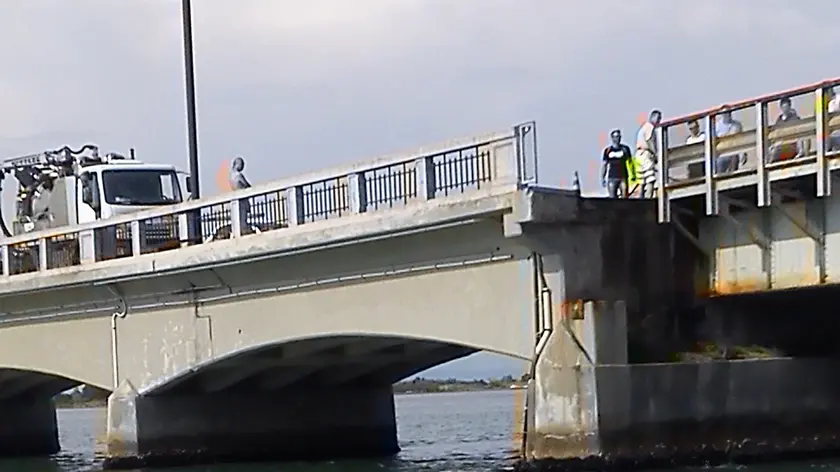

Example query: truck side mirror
[185,176,193,194]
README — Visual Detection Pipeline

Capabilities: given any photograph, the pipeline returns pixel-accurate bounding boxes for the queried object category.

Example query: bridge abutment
[519,195,840,470]
[0,398,59,456]
[103,381,398,468]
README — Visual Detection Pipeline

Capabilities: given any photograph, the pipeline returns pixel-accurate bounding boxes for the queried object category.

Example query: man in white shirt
[635,109,662,199]
[714,106,744,173]
[685,120,706,145]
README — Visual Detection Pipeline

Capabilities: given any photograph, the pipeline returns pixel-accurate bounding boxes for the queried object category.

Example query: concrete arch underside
[0,368,78,400]
[153,334,502,395]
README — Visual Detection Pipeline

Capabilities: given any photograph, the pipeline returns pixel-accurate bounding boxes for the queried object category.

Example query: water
[0,390,522,471]
[2,390,839,472]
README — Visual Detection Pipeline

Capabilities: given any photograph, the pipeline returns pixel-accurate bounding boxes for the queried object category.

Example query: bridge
[3,99,840,469]
[0,121,681,467]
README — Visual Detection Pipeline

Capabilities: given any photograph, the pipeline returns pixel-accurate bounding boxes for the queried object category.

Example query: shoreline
[54,384,525,409]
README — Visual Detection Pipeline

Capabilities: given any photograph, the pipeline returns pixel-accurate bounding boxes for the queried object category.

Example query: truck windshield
[102,169,182,206]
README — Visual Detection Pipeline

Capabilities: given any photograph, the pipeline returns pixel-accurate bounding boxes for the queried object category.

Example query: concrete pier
[516,193,840,469]
[521,299,840,470]
[104,381,398,468]
[0,398,59,456]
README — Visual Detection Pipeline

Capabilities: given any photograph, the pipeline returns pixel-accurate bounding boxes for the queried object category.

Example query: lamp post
[181,0,200,200]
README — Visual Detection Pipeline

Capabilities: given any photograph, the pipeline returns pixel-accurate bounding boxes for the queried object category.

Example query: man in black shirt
[601,129,633,198]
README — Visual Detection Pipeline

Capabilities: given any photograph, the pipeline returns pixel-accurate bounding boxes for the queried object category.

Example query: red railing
[662,77,840,127]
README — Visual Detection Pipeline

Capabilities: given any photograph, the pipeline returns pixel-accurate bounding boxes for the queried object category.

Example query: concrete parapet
[0,397,59,456]
[525,356,840,469]
[103,383,398,469]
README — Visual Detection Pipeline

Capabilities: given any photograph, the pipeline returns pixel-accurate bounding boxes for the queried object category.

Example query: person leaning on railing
[713,105,744,174]
[768,97,807,163]
[820,87,840,152]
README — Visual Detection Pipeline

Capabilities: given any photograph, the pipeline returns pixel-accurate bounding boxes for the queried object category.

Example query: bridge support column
[103,380,398,468]
[0,398,59,457]
[526,300,627,462]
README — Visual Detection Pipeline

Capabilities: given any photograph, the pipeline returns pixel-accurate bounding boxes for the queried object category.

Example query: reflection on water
[3,390,840,472]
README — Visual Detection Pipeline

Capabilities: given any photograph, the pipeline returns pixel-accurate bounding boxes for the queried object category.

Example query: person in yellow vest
[625,154,641,197]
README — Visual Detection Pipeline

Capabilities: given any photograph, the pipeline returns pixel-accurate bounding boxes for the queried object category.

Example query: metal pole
[181,0,200,199]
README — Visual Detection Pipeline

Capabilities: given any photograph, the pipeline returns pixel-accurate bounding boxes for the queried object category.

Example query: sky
[2,1,839,379]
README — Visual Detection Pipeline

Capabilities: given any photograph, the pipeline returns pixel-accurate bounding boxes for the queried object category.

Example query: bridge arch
[145,333,530,395]
[0,368,85,400]
[111,251,538,395]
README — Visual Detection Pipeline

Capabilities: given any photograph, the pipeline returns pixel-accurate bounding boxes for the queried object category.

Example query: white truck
[0,144,189,272]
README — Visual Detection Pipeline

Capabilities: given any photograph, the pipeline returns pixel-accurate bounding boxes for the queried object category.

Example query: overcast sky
[2,1,838,379]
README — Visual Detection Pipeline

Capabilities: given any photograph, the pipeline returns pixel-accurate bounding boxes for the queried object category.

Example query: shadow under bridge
[149,335,505,396]
[0,369,80,401]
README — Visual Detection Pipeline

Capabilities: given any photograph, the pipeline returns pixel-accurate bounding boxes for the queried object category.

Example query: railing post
[38,238,47,271]
[514,122,538,184]
[1,244,9,276]
[416,157,436,200]
[286,186,304,226]
[703,113,719,216]
[79,229,96,263]
[178,214,190,247]
[816,86,830,197]
[130,220,142,256]
[656,125,670,223]
[347,173,367,213]
[230,198,242,237]
[755,102,770,207]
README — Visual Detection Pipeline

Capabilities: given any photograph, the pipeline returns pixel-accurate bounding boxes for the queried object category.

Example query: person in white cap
[635,109,661,199]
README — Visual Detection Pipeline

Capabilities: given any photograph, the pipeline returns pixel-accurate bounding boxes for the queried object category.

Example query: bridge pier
[0,398,58,456]
[517,194,840,469]
[103,381,398,468]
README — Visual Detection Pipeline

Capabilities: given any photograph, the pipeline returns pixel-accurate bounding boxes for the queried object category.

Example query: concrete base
[103,381,399,469]
[525,357,840,470]
[0,398,59,457]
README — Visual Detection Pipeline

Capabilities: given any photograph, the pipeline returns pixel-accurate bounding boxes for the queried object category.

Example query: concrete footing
[522,301,840,470]
[0,398,59,456]
[103,381,399,469]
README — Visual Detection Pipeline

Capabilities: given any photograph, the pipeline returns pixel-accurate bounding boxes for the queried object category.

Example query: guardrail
[656,77,840,223]
[0,122,538,278]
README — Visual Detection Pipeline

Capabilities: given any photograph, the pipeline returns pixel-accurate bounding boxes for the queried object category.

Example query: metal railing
[656,78,840,222]
[0,122,538,278]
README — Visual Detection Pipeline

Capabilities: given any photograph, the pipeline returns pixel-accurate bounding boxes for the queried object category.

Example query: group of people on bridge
[601,87,840,199]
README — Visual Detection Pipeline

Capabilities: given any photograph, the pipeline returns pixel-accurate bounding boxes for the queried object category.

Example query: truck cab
[77,160,183,224]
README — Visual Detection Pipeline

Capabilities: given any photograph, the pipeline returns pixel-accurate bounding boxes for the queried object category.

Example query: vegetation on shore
[393,374,529,395]
[53,375,530,408]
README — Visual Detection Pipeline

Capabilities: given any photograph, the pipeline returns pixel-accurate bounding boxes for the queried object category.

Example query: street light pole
[181,0,200,200]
